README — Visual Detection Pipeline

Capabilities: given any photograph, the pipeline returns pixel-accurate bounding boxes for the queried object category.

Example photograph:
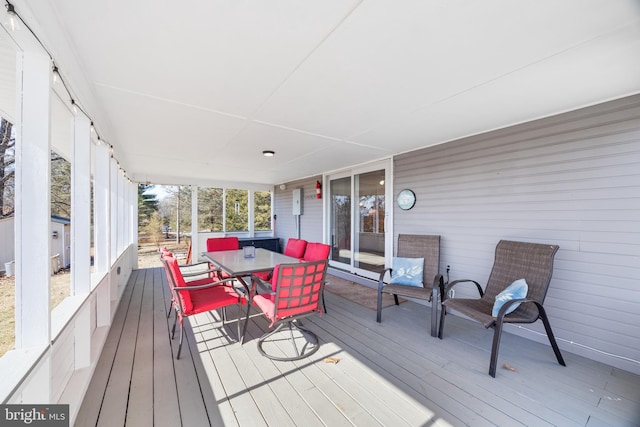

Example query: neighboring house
[0,216,70,274]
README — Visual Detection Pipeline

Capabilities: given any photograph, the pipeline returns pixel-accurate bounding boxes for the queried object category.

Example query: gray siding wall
[274,176,324,248]
[394,94,640,374]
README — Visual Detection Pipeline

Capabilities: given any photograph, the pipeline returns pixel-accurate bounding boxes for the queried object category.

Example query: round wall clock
[397,189,416,210]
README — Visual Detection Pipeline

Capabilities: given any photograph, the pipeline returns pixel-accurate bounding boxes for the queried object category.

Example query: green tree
[144,212,163,248]
[225,189,248,232]
[254,191,272,231]
[198,187,223,232]
[138,184,159,225]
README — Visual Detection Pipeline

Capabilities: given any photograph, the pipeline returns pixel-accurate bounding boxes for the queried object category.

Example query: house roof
[3,1,640,186]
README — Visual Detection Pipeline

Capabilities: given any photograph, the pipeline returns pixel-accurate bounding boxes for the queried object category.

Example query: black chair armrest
[176,277,236,291]
[177,277,249,300]
[180,261,210,269]
[250,274,274,298]
[442,279,483,300]
[429,274,445,301]
[182,267,220,277]
[495,297,542,321]
[377,268,392,291]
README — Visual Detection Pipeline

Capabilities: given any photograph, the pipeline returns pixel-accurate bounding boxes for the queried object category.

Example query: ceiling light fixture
[262,150,275,157]
[52,65,60,84]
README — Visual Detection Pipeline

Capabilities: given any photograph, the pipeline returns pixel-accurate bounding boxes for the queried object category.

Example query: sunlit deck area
[75,267,640,427]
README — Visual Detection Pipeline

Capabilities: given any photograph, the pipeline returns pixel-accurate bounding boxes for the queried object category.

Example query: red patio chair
[205,237,240,280]
[159,250,221,320]
[161,253,250,359]
[301,242,331,312]
[246,259,328,361]
[301,242,330,262]
[254,238,308,282]
[206,236,240,252]
[284,238,308,258]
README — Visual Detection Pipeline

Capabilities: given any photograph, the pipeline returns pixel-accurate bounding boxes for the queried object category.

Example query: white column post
[248,190,255,237]
[191,186,199,261]
[110,158,118,262]
[71,114,91,295]
[94,143,110,275]
[130,181,138,267]
[118,171,124,255]
[14,51,51,348]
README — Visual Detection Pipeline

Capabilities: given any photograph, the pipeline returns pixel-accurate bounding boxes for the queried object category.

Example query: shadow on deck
[75,267,640,426]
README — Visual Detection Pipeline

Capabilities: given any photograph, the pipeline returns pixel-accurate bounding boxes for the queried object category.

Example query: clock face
[397,189,416,210]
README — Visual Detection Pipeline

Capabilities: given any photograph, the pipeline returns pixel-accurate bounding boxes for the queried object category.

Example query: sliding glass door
[327,160,391,280]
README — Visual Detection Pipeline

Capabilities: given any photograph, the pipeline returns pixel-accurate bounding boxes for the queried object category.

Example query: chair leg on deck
[537,305,566,367]
[376,290,383,323]
[171,311,178,339]
[239,301,251,345]
[393,294,399,305]
[287,322,300,358]
[322,288,328,313]
[438,306,446,339]
[489,322,504,378]
[430,286,439,337]
[257,320,319,361]
[176,323,184,360]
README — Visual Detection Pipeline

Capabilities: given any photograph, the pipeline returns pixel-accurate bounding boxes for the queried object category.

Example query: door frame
[324,158,393,280]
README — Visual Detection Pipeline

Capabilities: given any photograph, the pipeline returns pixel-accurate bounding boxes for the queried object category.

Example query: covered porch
[76,266,640,426]
[1,1,640,425]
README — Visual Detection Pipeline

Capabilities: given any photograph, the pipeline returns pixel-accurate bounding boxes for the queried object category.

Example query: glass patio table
[202,248,299,297]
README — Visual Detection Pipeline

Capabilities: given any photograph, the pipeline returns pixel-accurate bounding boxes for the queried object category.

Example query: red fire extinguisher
[316,180,322,199]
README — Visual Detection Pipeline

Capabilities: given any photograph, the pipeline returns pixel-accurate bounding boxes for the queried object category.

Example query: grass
[0,237,188,357]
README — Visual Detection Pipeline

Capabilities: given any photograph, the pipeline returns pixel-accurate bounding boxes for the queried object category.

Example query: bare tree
[51,151,71,218]
[0,117,15,217]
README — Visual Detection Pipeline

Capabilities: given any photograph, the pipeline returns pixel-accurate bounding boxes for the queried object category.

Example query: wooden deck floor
[75,267,640,426]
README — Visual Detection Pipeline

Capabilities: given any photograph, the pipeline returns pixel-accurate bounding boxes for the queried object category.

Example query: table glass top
[202,248,299,276]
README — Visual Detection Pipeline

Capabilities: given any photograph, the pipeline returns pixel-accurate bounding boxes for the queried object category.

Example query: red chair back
[162,253,193,313]
[284,238,307,259]
[206,237,239,252]
[302,242,330,261]
[265,260,327,323]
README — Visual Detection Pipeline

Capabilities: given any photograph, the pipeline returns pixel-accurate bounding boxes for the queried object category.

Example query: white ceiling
[6,0,640,186]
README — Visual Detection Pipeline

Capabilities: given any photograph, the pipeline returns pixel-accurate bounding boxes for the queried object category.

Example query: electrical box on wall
[292,188,302,215]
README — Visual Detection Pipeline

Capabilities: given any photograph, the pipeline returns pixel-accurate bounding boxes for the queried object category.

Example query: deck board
[74,271,137,426]
[151,267,182,427]
[126,270,155,426]
[96,270,145,427]
[76,267,640,426]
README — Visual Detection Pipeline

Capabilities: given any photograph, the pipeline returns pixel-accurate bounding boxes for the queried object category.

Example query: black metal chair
[376,234,443,337]
[438,240,565,377]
